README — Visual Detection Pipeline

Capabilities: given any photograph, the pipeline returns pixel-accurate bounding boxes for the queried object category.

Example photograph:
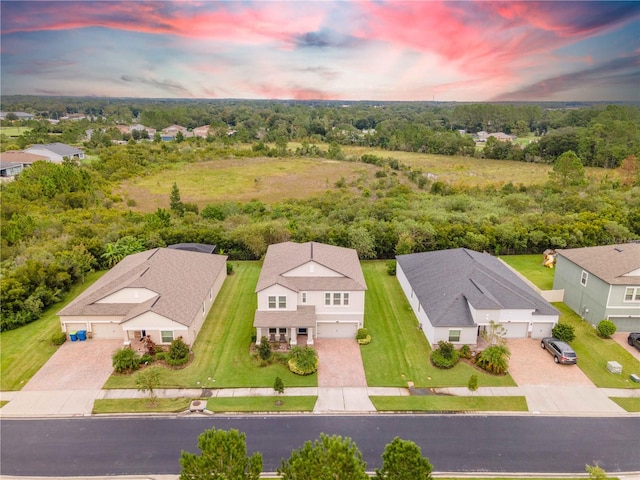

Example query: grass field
[0,126,30,137]
[103,261,317,389]
[118,156,381,211]
[0,271,105,391]
[370,395,528,412]
[610,397,640,412]
[554,303,640,389]
[500,254,555,290]
[93,398,191,414]
[360,261,516,388]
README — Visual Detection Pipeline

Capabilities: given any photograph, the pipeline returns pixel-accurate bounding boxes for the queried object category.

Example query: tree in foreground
[135,366,161,405]
[278,433,368,480]
[274,376,284,406]
[179,427,262,480]
[376,437,433,480]
[550,150,585,186]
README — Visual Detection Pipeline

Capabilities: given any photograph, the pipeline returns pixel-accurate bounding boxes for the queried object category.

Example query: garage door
[502,322,528,338]
[91,322,123,339]
[64,322,88,334]
[531,323,554,339]
[609,317,640,332]
[316,323,359,338]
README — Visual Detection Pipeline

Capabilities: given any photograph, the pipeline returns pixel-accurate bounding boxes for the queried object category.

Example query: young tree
[170,182,185,217]
[274,376,284,406]
[467,374,478,394]
[278,434,368,480]
[375,437,433,480]
[585,463,607,480]
[550,150,585,186]
[180,427,263,480]
[135,366,161,405]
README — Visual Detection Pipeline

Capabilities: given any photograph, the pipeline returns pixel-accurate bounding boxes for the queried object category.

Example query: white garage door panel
[531,323,554,339]
[316,323,358,338]
[64,322,88,333]
[502,322,528,338]
[609,317,640,332]
[91,323,122,339]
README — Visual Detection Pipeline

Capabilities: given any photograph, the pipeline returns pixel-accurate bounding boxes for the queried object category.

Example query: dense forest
[1,98,639,331]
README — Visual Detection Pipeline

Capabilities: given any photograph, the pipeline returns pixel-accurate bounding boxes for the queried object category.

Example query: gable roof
[556,243,640,286]
[58,248,227,326]
[0,151,47,164]
[396,248,559,328]
[256,241,367,293]
[27,142,83,156]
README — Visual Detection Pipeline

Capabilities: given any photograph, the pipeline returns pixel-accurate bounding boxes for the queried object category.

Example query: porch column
[123,329,131,346]
[307,327,314,345]
[255,327,262,345]
[290,328,297,346]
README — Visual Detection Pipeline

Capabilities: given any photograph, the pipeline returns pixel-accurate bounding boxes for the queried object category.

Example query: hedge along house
[253,242,367,346]
[553,243,640,331]
[396,248,559,347]
[58,248,228,347]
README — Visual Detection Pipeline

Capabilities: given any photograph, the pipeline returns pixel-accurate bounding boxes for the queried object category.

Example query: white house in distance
[254,241,367,346]
[396,248,559,347]
[58,248,227,346]
[24,142,85,163]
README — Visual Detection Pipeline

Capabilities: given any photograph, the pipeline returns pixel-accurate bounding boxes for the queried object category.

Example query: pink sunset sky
[1,1,638,101]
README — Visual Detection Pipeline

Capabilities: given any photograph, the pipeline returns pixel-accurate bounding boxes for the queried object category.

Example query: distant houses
[24,142,85,163]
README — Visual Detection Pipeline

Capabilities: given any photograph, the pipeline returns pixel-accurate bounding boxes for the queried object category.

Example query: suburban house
[0,151,48,180]
[24,142,85,163]
[396,248,560,346]
[193,125,211,138]
[160,124,192,141]
[0,111,34,120]
[253,241,367,346]
[58,248,228,346]
[553,243,640,331]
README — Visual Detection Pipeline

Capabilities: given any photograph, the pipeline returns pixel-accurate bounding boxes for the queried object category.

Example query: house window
[279,328,286,334]
[302,292,307,304]
[624,287,640,302]
[161,330,173,343]
[269,328,277,334]
[268,296,276,309]
[325,293,331,305]
[278,296,287,309]
[325,292,349,306]
[298,328,308,335]
[343,293,349,306]
[580,271,588,286]
[333,293,341,305]
[202,303,206,314]
[448,330,461,342]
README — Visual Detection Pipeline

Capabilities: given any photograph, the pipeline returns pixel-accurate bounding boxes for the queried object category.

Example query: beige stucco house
[254,242,367,346]
[58,248,227,346]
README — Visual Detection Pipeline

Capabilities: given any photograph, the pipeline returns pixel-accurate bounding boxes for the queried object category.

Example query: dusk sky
[1,1,639,102]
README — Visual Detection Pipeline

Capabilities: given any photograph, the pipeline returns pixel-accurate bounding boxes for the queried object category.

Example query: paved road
[2,415,639,476]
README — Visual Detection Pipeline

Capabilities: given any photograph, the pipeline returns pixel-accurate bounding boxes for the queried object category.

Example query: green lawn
[0,126,30,137]
[610,397,640,412]
[499,254,555,290]
[93,397,192,414]
[0,271,105,391]
[104,262,317,389]
[554,303,640,388]
[360,261,516,388]
[371,395,528,412]
[206,396,317,412]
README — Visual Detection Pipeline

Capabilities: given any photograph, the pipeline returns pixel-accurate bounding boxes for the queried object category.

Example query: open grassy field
[360,261,516,388]
[103,261,317,389]
[554,303,640,388]
[118,156,381,211]
[499,254,555,290]
[0,270,105,391]
[0,126,30,137]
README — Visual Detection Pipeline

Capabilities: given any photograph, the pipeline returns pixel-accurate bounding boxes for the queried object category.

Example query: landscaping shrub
[596,320,616,338]
[287,346,318,375]
[357,335,372,345]
[459,344,472,359]
[226,263,234,275]
[356,328,372,345]
[155,352,166,361]
[430,341,460,369]
[258,338,272,361]
[51,331,67,346]
[386,260,396,276]
[475,345,510,375]
[166,337,190,366]
[112,347,140,373]
[139,354,154,365]
[552,323,575,343]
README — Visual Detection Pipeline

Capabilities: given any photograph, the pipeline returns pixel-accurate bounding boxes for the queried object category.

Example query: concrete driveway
[506,338,593,386]
[612,332,640,361]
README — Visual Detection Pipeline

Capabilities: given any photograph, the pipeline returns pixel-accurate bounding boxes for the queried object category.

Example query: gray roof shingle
[58,248,228,327]
[556,243,640,286]
[29,142,83,156]
[396,248,559,328]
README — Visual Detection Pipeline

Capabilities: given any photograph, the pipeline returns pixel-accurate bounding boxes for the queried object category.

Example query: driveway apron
[1,339,121,417]
[313,338,375,412]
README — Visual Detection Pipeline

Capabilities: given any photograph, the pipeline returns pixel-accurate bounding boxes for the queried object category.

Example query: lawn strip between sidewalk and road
[93,398,191,414]
[370,395,528,412]
[360,261,516,388]
[610,397,640,412]
[206,396,317,412]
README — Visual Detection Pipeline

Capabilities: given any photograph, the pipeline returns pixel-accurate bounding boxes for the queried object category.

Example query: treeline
[2,139,639,331]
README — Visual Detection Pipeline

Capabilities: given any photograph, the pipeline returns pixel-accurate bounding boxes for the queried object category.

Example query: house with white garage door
[396,248,559,347]
[58,247,227,346]
[254,241,367,346]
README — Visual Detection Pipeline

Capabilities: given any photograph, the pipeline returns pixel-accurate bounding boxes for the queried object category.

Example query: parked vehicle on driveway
[628,333,640,351]
[541,337,578,364]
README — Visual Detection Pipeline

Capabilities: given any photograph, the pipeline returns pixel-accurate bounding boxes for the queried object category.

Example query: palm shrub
[167,336,190,366]
[475,344,510,375]
[596,320,616,338]
[459,344,472,359]
[552,323,575,343]
[430,341,460,369]
[287,346,318,375]
[112,347,140,373]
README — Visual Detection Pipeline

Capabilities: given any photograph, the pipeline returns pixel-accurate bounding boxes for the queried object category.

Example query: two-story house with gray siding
[553,243,640,331]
